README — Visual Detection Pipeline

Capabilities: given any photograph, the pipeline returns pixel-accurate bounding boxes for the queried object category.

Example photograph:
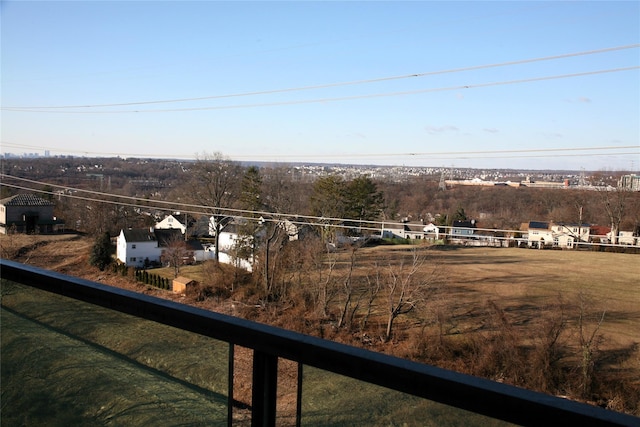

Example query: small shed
[172,276,196,294]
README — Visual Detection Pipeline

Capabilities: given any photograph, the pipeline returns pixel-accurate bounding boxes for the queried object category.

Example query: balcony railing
[1,258,637,426]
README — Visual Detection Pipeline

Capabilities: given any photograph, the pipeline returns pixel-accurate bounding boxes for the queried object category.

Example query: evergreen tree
[310,175,347,219]
[452,206,468,222]
[240,166,263,212]
[344,176,385,222]
[89,232,113,271]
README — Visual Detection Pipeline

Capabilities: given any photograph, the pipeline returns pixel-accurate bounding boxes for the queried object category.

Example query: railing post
[228,344,234,427]
[251,350,278,427]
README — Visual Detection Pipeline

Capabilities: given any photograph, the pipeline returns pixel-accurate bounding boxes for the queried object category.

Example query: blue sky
[2,1,639,170]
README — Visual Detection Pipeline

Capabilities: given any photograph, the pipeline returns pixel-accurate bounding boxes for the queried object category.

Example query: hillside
[2,233,639,416]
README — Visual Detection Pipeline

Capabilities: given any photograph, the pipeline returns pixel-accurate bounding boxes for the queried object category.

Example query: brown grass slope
[1,234,639,416]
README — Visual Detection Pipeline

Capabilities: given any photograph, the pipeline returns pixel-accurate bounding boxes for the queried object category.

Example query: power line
[2,176,637,248]
[0,175,379,229]
[5,66,638,114]
[1,142,637,161]
[5,44,637,111]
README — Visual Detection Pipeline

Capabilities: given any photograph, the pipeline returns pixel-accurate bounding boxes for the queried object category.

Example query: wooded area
[2,155,639,238]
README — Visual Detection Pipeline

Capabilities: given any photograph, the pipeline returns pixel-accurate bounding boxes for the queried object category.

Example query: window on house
[130,257,136,262]
[168,217,173,222]
[132,244,136,249]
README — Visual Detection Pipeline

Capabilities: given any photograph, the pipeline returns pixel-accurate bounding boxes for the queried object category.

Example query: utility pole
[578,205,583,247]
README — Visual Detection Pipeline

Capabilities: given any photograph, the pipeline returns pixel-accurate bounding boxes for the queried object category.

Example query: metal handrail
[1,258,637,427]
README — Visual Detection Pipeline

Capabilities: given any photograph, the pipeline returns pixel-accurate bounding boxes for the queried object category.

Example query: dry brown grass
[3,234,639,414]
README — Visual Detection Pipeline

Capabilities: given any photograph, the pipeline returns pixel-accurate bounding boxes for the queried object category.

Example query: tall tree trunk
[385,312,396,343]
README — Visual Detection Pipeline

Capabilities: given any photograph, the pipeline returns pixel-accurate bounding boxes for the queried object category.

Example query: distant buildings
[618,174,640,191]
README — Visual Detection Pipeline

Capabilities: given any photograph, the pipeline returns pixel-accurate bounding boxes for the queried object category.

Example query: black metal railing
[1,258,637,427]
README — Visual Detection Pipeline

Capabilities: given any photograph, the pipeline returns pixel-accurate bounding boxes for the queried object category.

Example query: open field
[2,234,639,416]
[159,244,639,348]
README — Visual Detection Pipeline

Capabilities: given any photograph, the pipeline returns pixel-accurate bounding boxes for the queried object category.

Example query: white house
[381,221,426,240]
[551,223,590,245]
[527,221,554,248]
[155,213,189,234]
[607,230,638,245]
[117,228,162,267]
[117,228,183,267]
[527,221,590,249]
[423,223,440,240]
[217,223,242,252]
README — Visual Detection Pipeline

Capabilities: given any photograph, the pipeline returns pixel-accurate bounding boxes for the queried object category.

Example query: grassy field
[158,244,640,346]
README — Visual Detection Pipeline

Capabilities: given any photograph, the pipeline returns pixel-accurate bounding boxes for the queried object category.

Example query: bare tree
[599,185,630,244]
[188,152,241,261]
[261,219,287,298]
[577,292,606,397]
[311,238,339,318]
[160,232,190,278]
[360,265,382,332]
[255,166,300,299]
[383,248,442,342]
[337,246,358,329]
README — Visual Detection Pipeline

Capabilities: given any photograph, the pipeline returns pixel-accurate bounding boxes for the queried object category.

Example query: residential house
[217,223,242,252]
[423,223,441,240]
[589,225,611,243]
[155,213,192,235]
[527,221,590,249]
[606,229,639,245]
[0,193,65,234]
[381,221,426,240]
[116,227,182,267]
[551,223,590,248]
[187,239,210,262]
[526,221,554,248]
[450,220,477,239]
[381,222,405,239]
[117,228,160,267]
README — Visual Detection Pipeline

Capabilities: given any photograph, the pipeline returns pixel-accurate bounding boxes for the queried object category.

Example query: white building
[527,221,590,249]
[155,213,189,234]
[117,228,162,267]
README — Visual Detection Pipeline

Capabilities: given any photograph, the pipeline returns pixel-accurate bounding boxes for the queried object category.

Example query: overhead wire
[0,142,637,161]
[2,175,636,244]
[4,66,639,114]
[0,175,386,232]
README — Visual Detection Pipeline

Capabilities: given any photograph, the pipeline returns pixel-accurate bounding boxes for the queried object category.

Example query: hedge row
[135,269,172,290]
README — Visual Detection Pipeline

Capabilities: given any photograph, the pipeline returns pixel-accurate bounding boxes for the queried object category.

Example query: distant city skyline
[2,1,639,170]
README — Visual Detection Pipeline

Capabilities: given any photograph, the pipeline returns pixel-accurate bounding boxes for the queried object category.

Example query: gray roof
[122,229,156,242]
[1,193,54,207]
[528,221,550,230]
[121,228,183,246]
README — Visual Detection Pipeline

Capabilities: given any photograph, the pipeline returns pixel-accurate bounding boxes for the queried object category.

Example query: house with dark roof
[116,227,183,267]
[526,221,553,248]
[0,193,65,234]
[450,220,477,238]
